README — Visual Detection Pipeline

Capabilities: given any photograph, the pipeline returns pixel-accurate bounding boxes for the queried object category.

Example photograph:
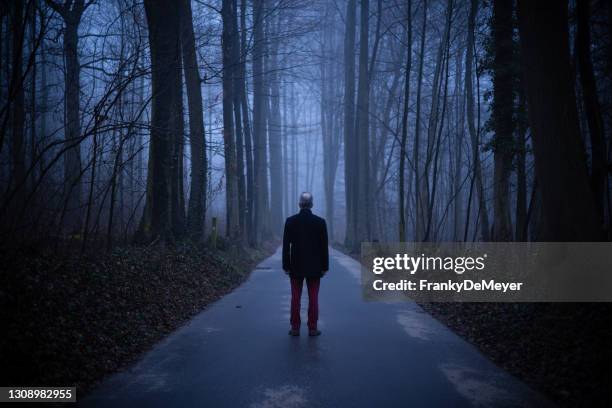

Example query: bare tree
[45,0,91,232]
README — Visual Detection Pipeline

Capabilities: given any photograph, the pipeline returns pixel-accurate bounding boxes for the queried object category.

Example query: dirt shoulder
[0,240,277,396]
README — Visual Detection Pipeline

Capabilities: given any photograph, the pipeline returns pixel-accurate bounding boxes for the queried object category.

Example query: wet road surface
[82,247,552,407]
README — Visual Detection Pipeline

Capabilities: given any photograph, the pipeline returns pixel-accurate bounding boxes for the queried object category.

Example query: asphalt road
[81,247,553,407]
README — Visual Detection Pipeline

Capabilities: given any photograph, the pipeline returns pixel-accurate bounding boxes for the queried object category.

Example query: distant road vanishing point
[82,247,553,408]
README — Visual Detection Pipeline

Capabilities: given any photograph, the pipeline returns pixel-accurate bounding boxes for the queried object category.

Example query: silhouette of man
[282,192,329,336]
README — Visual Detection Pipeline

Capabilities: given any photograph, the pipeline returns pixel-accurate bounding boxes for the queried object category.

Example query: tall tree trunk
[517,0,602,240]
[343,0,357,248]
[107,133,124,250]
[413,0,427,241]
[136,0,183,243]
[291,82,298,211]
[252,0,268,243]
[282,80,289,219]
[221,0,239,238]
[491,0,514,241]
[399,0,412,242]
[39,28,47,179]
[465,0,490,241]
[424,43,451,242]
[240,0,255,245]
[354,0,370,246]
[230,0,246,239]
[172,63,186,237]
[64,17,82,229]
[321,9,340,241]
[45,0,88,232]
[9,0,26,206]
[421,0,452,242]
[180,0,207,241]
[321,19,331,236]
[268,12,283,236]
[453,48,465,241]
[576,0,606,225]
[29,1,38,189]
[515,89,527,241]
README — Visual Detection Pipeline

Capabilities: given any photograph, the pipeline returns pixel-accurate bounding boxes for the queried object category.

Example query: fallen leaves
[0,240,277,395]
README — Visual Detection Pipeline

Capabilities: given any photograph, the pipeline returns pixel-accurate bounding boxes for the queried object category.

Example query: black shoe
[288,328,300,336]
[308,329,321,337]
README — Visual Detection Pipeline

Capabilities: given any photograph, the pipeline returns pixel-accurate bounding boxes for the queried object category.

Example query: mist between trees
[1,0,611,251]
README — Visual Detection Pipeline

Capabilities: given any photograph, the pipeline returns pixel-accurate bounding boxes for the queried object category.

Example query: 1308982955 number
[0,387,75,402]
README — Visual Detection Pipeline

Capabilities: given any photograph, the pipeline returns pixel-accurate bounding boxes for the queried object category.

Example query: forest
[1,0,612,405]
[0,0,611,249]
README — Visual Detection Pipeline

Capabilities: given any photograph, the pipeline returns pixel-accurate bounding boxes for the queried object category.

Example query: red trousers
[290,276,320,330]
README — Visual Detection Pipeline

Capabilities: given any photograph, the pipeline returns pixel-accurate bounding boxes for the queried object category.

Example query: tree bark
[517,0,602,240]
[465,0,490,241]
[282,80,289,219]
[576,0,606,224]
[491,0,514,241]
[420,0,452,241]
[354,0,371,246]
[252,0,269,243]
[221,0,239,238]
[9,0,26,206]
[180,0,207,241]
[343,0,357,248]
[515,89,527,241]
[240,0,255,245]
[230,0,246,239]
[29,1,38,188]
[45,0,88,232]
[399,0,412,242]
[321,8,340,241]
[413,0,427,241]
[453,47,465,241]
[136,0,184,243]
[268,11,283,236]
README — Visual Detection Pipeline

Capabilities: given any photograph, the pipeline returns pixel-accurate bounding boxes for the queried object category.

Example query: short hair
[299,192,313,209]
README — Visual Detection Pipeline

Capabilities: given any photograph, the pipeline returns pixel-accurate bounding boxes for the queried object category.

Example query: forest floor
[419,302,612,407]
[0,238,277,395]
[335,244,612,407]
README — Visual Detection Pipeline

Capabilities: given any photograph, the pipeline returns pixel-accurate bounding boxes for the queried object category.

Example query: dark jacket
[282,209,329,278]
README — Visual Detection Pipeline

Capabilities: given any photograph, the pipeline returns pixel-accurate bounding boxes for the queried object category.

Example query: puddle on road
[250,385,308,408]
[395,309,438,340]
[440,363,517,407]
[130,372,169,393]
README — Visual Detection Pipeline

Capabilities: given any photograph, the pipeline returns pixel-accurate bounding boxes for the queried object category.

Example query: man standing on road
[282,192,329,337]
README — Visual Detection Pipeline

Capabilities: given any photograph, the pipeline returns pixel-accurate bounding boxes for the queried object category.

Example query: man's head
[299,192,313,209]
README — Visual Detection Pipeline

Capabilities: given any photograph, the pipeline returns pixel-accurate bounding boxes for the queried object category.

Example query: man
[282,192,329,337]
